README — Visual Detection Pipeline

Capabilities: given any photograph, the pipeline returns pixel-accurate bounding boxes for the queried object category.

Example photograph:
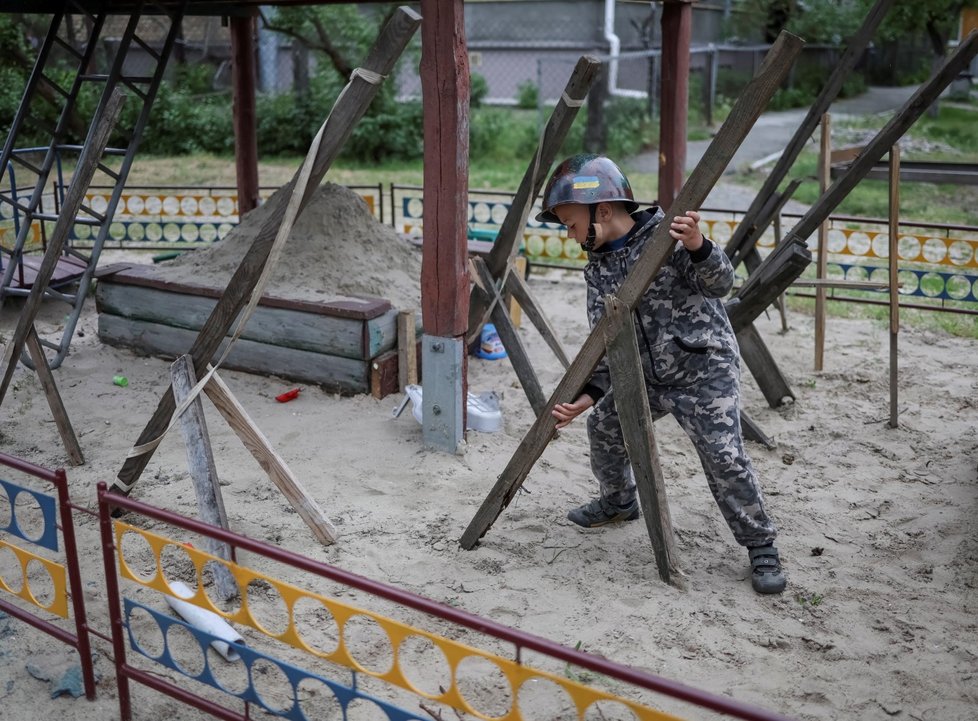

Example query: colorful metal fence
[97,483,793,721]
[0,452,97,700]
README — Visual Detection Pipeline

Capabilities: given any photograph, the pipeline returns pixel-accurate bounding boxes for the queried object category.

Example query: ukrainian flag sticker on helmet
[572,176,600,189]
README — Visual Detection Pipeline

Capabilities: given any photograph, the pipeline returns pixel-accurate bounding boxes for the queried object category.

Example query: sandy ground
[0,182,977,721]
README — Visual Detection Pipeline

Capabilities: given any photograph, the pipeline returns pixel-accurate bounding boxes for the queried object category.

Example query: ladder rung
[78,204,107,223]
[10,154,44,176]
[103,147,128,157]
[78,73,109,82]
[39,72,71,99]
[52,35,84,61]
[33,212,101,227]
[96,163,120,181]
[120,75,154,85]
[132,35,162,61]
[0,193,34,216]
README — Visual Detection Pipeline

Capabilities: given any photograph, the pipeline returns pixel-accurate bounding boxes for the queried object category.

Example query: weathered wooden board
[95,281,398,361]
[98,314,370,394]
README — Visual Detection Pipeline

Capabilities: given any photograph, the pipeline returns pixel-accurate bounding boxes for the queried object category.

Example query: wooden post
[112,9,421,496]
[459,32,804,550]
[170,356,237,602]
[815,113,831,371]
[888,144,900,429]
[397,310,418,389]
[658,0,693,208]
[603,297,681,586]
[202,369,338,545]
[722,0,894,267]
[230,15,260,215]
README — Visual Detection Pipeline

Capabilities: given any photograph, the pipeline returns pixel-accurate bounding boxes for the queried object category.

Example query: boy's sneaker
[567,497,640,528]
[748,545,787,594]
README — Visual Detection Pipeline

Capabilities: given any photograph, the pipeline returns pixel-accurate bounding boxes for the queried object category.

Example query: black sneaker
[567,497,640,528]
[748,545,787,594]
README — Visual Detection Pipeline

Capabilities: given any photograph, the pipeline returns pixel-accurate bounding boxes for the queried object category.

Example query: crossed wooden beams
[462,27,978,588]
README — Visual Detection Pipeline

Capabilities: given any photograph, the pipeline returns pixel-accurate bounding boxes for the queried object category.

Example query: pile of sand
[155,182,423,312]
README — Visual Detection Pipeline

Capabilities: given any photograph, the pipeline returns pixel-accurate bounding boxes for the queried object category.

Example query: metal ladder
[0,0,186,369]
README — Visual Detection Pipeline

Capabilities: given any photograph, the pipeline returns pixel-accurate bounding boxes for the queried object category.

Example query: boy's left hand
[669,210,704,252]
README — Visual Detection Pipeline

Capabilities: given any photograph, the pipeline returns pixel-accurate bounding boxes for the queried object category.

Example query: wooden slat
[98,314,370,394]
[113,8,421,495]
[170,356,237,602]
[888,145,900,429]
[736,323,795,408]
[202,370,337,546]
[397,310,418,389]
[503,269,570,369]
[459,31,805,550]
[95,282,397,361]
[602,297,680,586]
[815,113,831,372]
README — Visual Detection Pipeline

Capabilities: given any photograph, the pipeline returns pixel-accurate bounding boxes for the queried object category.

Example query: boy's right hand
[552,394,595,429]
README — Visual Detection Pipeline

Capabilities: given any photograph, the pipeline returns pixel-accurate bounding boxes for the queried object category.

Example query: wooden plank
[741,410,776,450]
[467,55,602,344]
[397,310,418,389]
[170,356,237,602]
[459,32,805,550]
[736,31,978,328]
[726,241,813,334]
[100,264,392,320]
[471,257,547,416]
[421,0,470,338]
[202,370,337,546]
[25,327,83,466]
[95,282,396,361]
[98,314,369,394]
[0,88,126,405]
[736,323,795,408]
[602,297,680,587]
[372,341,423,401]
[503,268,570,369]
[722,0,894,266]
[113,8,421,496]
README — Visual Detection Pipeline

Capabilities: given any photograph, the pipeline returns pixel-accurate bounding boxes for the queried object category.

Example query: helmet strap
[583,204,599,251]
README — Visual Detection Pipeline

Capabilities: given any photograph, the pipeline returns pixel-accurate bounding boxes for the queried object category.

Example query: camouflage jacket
[582,207,738,400]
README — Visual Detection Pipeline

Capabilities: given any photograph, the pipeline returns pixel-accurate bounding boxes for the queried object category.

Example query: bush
[516,80,539,110]
[470,73,489,108]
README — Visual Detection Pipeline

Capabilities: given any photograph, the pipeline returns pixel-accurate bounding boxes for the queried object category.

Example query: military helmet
[535,153,638,224]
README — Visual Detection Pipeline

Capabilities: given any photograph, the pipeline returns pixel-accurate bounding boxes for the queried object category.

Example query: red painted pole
[230,15,260,216]
[658,0,694,208]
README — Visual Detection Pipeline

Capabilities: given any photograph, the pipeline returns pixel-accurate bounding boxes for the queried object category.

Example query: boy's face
[554,204,594,247]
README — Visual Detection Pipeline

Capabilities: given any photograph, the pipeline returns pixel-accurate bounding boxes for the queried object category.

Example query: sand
[0,181,976,721]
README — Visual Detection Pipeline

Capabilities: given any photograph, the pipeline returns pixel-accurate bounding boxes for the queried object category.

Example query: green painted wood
[98,314,369,394]
[95,282,397,361]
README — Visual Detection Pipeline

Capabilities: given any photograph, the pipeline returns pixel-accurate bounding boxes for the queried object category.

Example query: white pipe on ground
[165,580,245,662]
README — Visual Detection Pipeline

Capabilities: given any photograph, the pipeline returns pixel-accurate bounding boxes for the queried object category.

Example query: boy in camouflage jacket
[539,154,786,594]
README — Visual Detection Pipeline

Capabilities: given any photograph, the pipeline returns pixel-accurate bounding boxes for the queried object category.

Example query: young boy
[538,153,786,594]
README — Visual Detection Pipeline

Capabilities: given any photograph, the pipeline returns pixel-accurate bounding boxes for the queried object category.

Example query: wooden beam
[230,15,260,215]
[0,88,126,406]
[814,114,831,372]
[467,55,601,345]
[736,323,794,408]
[471,257,546,416]
[459,32,804,550]
[397,310,418,389]
[733,30,978,329]
[112,8,421,496]
[25,327,83,466]
[722,0,894,266]
[170,356,237,602]
[203,369,338,545]
[503,268,570,369]
[658,0,693,207]
[420,0,470,339]
[888,145,900,429]
[603,297,681,586]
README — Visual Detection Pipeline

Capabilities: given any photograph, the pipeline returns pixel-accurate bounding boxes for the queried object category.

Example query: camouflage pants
[586,358,777,548]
